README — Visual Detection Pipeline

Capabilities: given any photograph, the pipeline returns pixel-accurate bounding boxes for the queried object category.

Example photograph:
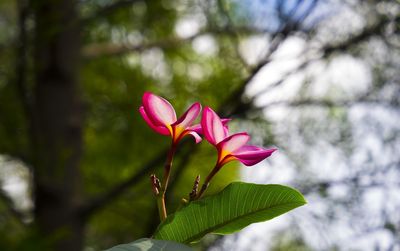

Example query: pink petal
[232,146,277,166]
[223,124,229,136]
[139,107,171,136]
[221,118,231,126]
[187,131,202,144]
[189,118,230,135]
[188,123,202,134]
[142,92,177,126]
[172,102,201,129]
[201,107,228,145]
[218,132,250,153]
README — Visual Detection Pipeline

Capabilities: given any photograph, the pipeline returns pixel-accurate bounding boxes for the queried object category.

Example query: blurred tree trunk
[32,0,84,250]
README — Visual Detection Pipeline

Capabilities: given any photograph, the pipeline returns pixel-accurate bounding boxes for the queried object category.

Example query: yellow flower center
[172,125,185,142]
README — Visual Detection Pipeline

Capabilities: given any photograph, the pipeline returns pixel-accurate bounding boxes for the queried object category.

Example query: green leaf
[105,238,193,251]
[154,182,306,243]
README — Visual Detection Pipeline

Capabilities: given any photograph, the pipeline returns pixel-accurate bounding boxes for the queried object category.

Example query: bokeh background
[0,0,399,250]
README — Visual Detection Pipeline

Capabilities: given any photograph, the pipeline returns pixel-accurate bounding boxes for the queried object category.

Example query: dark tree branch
[260,93,399,110]
[14,0,35,165]
[323,15,391,56]
[82,32,204,59]
[295,0,319,28]
[276,0,319,34]
[80,148,168,218]
[295,160,400,195]
[220,1,320,117]
[15,0,29,112]
[82,27,261,59]
[219,32,286,117]
[237,14,397,116]
[254,58,316,100]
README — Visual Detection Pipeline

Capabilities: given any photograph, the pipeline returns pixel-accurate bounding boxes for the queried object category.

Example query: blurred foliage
[0,0,255,250]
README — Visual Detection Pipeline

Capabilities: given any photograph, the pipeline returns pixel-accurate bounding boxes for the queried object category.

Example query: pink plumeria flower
[139,92,202,145]
[201,107,276,167]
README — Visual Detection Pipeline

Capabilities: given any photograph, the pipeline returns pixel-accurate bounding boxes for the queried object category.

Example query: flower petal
[189,118,230,135]
[218,132,250,153]
[139,107,171,135]
[232,145,277,166]
[142,92,177,126]
[221,118,231,126]
[201,107,228,145]
[172,102,201,129]
[188,123,202,134]
[187,131,202,144]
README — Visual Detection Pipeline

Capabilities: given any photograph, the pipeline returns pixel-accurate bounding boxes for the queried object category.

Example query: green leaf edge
[154,182,307,243]
[104,238,193,251]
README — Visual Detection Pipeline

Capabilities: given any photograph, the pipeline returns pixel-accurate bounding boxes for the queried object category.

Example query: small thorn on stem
[189,175,201,201]
[150,174,161,196]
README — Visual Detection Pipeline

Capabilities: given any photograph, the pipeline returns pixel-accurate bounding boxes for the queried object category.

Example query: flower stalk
[195,164,221,200]
[156,194,167,221]
[161,142,176,193]
[151,142,177,221]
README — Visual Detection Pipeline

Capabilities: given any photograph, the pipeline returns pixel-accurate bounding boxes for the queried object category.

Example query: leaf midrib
[181,200,306,243]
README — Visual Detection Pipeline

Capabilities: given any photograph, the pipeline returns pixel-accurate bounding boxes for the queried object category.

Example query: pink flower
[201,107,276,167]
[139,92,202,144]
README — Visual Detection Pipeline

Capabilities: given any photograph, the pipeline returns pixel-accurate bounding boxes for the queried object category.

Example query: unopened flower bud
[189,175,201,200]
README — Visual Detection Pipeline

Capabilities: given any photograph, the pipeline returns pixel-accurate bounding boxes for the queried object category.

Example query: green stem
[162,142,176,192]
[195,164,221,200]
[156,142,177,221]
[156,194,167,221]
